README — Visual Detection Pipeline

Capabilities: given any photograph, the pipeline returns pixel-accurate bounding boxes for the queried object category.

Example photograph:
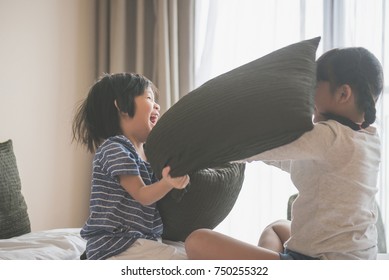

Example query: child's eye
[147,96,154,102]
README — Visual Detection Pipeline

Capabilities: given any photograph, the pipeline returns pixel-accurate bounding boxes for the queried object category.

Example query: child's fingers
[162,166,189,188]
[183,175,190,186]
[177,175,189,188]
[161,166,171,178]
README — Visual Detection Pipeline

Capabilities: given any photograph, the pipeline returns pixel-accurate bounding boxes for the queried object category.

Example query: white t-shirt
[243,120,381,259]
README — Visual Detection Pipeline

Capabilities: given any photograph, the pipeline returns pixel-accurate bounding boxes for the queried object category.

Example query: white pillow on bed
[0,228,85,260]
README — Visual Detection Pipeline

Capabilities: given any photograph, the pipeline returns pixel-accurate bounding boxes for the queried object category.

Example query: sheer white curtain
[195,0,388,246]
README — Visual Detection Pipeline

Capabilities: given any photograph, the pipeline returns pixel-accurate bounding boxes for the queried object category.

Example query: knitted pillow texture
[158,163,245,241]
[146,37,320,178]
[147,37,320,241]
[0,140,31,239]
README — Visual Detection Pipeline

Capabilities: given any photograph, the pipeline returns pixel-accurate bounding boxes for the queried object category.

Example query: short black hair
[72,72,158,152]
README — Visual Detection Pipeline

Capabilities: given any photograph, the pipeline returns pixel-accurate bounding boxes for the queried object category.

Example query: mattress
[0,228,85,260]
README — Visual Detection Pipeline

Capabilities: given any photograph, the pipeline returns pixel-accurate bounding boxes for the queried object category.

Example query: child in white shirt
[184,47,384,260]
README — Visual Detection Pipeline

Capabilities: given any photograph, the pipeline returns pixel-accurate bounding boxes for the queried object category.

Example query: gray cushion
[146,37,320,178]
[158,163,245,241]
[146,37,320,241]
[0,140,31,239]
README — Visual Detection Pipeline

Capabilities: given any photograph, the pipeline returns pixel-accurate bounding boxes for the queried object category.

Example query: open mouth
[150,114,159,125]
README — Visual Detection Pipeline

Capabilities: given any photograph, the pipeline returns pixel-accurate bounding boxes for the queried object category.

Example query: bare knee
[268,219,290,237]
[258,219,291,251]
[185,228,213,259]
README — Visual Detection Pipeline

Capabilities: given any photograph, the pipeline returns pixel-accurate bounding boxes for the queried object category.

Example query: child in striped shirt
[72,73,189,260]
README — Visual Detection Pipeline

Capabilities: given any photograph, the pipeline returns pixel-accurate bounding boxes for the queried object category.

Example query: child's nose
[154,103,160,111]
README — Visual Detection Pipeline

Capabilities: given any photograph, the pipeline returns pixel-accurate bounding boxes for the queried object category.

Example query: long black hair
[316,47,384,128]
[72,73,158,152]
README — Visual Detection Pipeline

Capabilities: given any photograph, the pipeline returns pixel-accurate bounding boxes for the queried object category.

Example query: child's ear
[114,100,125,113]
[114,100,128,117]
[114,99,120,110]
[338,84,353,104]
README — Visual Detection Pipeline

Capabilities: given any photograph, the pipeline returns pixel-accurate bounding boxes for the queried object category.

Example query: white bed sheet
[0,228,85,260]
[1,229,386,260]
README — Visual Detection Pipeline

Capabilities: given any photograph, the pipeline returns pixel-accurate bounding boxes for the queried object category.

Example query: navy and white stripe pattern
[80,135,162,260]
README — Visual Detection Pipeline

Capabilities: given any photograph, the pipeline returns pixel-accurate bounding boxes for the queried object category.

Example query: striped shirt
[80,135,163,260]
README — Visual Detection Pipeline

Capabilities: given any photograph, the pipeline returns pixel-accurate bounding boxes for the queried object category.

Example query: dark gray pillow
[147,37,320,242]
[146,37,320,178]
[0,140,31,239]
[158,163,245,241]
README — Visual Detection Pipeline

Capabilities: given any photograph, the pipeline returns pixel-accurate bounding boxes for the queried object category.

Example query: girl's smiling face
[121,87,160,144]
[138,87,160,128]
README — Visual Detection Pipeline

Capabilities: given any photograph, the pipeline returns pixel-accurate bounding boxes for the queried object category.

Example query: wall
[0,0,96,231]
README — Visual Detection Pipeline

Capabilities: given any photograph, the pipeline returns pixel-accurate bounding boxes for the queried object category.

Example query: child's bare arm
[119,166,189,206]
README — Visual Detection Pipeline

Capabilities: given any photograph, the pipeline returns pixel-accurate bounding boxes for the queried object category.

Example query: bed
[0,228,85,260]
[0,140,85,260]
[1,37,387,260]
[0,228,388,260]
